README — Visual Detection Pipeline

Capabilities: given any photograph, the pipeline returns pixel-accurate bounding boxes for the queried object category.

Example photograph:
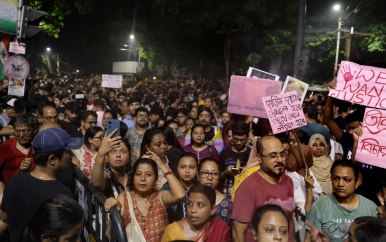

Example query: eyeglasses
[92,136,103,140]
[14,129,33,136]
[259,151,288,160]
[199,171,220,179]
[199,114,211,118]
[136,114,148,118]
[85,121,98,125]
[42,115,58,122]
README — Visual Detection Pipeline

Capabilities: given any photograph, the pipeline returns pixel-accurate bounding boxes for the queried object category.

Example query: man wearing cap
[0,97,17,144]
[58,102,80,136]
[0,127,82,242]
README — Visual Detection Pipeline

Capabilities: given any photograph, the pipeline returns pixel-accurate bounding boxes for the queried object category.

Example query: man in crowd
[165,91,180,120]
[80,110,98,135]
[122,97,141,128]
[125,107,150,165]
[232,135,295,242]
[0,113,38,185]
[58,102,80,136]
[1,127,82,242]
[218,121,251,197]
[37,104,58,124]
[149,106,165,128]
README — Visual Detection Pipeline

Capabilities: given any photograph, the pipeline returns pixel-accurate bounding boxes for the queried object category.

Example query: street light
[130,34,135,40]
[333,4,342,76]
[46,47,51,52]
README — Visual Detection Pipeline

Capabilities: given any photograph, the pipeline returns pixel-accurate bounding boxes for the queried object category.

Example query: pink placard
[227,75,282,118]
[329,61,386,109]
[262,91,307,134]
[356,107,386,169]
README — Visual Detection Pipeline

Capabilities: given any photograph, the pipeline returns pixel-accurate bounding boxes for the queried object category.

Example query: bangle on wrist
[164,170,173,177]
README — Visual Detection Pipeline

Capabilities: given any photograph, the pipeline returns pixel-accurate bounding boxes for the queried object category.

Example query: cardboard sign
[262,91,307,134]
[281,76,309,103]
[246,67,280,80]
[227,75,282,118]
[329,61,386,109]
[356,107,386,169]
[8,77,25,96]
[101,74,122,88]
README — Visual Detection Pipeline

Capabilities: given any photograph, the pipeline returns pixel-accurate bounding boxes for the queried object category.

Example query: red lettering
[355,68,375,82]
[375,72,386,84]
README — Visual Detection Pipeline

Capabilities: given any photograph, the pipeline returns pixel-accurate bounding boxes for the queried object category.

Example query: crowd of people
[0,74,385,242]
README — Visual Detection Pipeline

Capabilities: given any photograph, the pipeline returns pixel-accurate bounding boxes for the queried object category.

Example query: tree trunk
[224,34,231,79]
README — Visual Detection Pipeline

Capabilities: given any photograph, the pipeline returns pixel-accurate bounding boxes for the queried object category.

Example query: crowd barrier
[74,167,127,242]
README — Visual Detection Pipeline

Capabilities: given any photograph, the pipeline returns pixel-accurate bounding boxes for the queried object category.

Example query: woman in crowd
[72,126,104,178]
[105,157,185,242]
[251,204,290,242]
[91,129,132,197]
[184,118,195,132]
[19,195,84,242]
[102,110,117,130]
[140,128,170,190]
[308,133,334,195]
[305,159,378,242]
[188,106,198,121]
[176,108,189,145]
[175,153,199,220]
[162,184,231,242]
[198,158,232,227]
[183,124,220,162]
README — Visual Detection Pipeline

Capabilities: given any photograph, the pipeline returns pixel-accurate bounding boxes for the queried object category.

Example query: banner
[227,75,282,118]
[262,91,307,134]
[329,61,386,109]
[356,107,386,169]
[101,74,122,88]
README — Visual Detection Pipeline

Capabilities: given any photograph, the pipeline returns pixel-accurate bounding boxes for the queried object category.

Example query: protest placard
[246,67,280,80]
[8,77,25,96]
[329,61,386,109]
[227,75,282,118]
[356,107,386,169]
[262,91,307,134]
[281,76,309,103]
[101,74,122,88]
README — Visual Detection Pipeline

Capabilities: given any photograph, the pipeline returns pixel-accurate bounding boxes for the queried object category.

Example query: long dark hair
[18,195,84,242]
[84,126,104,149]
[140,128,165,157]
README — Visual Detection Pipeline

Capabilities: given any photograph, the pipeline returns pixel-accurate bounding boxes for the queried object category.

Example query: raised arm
[91,129,122,191]
[323,79,343,140]
[146,151,185,208]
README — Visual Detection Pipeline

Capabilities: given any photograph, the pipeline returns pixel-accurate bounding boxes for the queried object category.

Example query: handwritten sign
[281,76,309,103]
[101,74,122,88]
[227,75,282,118]
[329,61,386,109]
[262,91,307,134]
[356,107,386,169]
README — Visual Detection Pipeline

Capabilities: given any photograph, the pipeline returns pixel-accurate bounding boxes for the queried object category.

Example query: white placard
[8,77,25,96]
[101,74,122,88]
[9,42,26,54]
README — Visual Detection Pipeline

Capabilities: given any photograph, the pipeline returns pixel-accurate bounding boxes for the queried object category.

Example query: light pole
[46,47,60,76]
[333,4,342,76]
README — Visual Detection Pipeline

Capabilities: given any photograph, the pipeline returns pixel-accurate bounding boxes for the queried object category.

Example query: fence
[74,167,127,242]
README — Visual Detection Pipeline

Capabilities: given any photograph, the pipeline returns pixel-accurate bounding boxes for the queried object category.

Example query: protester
[251,204,290,242]
[18,195,84,242]
[162,184,231,242]
[183,124,220,162]
[198,158,233,227]
[104,157,185,242]
[305,159,378,242]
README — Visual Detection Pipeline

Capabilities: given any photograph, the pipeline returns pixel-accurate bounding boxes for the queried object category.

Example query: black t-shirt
[58,120,82,137]
[1,172,73,242]
[205,126,215,142]
[218,146,251,172]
